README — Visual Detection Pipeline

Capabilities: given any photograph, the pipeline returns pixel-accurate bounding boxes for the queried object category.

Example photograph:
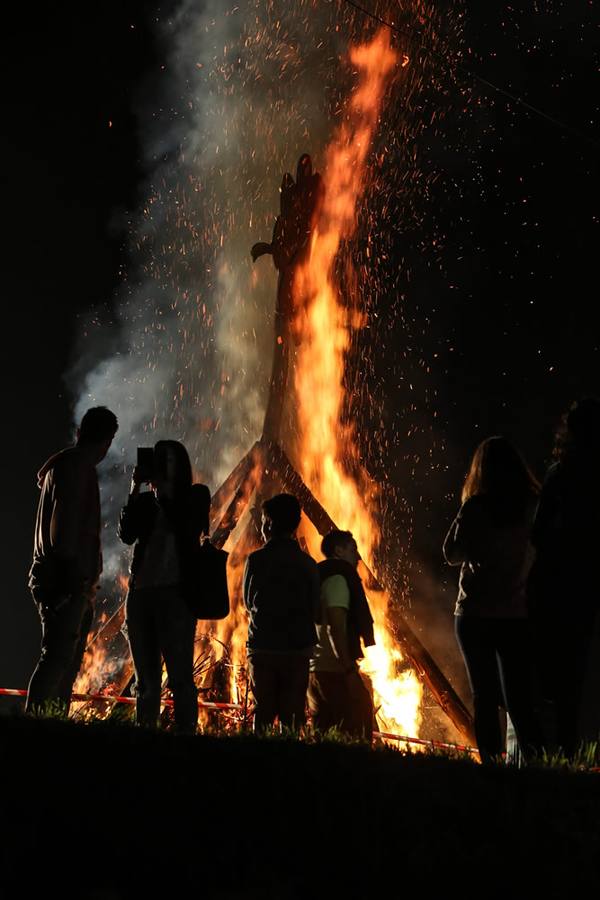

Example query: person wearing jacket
[118,440,210,734]
[443,435,543,764]
[26,406,118,713]
[243,493,319,732]
[308,529,376,741]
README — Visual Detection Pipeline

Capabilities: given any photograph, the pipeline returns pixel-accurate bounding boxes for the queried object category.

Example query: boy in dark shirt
[243,493,319,731]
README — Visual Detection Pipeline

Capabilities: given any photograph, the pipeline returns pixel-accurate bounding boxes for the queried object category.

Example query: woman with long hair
[528,397,600,756]
[444,436,543,763]
[118,440,210,734]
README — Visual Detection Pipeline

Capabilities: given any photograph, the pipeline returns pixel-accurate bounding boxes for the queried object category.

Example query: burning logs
[207,434,475,743]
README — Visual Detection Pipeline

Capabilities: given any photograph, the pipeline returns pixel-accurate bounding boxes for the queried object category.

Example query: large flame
[293,29,422,739]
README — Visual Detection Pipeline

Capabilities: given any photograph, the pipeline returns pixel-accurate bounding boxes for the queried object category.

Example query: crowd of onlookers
[444,397,600,761]
[24,408,376,743]
[22,396,600,763]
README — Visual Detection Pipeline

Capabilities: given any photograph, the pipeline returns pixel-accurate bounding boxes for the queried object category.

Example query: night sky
[1,2,598,709]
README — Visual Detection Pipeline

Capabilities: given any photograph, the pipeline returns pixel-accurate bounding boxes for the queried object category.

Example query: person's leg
[552,612,597,757]
[248,653,279,732]
[529,610,559,750]
[126,588,163,728]
[308,672,345,733]
[158,588,198,735]
[278,655,309,731]
[58,600,94,703]
[26,587,93,713]
[455,616,505,763]
[495,620,544,761]
[345,670,374,742]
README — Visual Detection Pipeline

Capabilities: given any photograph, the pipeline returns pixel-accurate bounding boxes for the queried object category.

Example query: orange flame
[73,576,131,714]
[206,459,263,707]
[293,29,422,740]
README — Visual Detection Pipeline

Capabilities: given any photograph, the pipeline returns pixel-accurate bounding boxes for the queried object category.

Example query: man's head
[76,406,118,463]
[261,493,302,541]
[321,530,360,568]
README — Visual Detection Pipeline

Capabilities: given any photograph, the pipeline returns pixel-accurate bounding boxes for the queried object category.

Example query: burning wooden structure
[84,29,474,745]
[205,152,474,743]
[84,152,473,744]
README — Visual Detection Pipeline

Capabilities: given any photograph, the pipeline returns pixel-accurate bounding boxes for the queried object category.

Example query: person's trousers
[307,669,374,741]
[247,652,310,731]
[126,586,198,734]
[533,608,598,756]
[26,586,93,713]
[455,615,543,763]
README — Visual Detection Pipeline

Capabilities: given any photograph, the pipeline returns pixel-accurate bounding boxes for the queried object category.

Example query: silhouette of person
[528,397,600,756]
[26,406,119,713]
[444,436,543,764]
[243,493,319,732]
[118,440,210,734]
[307,530,376,741]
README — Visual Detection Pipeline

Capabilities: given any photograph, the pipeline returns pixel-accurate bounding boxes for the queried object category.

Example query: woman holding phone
[118,440,210,733]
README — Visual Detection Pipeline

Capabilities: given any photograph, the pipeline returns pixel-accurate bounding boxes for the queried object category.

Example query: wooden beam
[209,441,261,523]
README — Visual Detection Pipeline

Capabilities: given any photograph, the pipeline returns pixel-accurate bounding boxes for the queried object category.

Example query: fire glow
[292,28,422,739]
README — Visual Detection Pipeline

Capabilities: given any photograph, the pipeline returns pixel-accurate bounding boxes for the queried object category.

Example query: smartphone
[136,447,155,483]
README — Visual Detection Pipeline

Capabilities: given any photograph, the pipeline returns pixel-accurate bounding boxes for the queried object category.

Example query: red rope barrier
[1,687,476,751]
[0,687,241,711]
[373,729,478,755]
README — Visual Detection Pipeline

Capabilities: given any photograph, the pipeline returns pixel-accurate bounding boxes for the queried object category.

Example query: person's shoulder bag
[186,539,230,620]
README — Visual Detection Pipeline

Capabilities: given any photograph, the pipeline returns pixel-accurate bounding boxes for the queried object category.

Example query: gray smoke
[72,0,364,468]
[71,1,362,587]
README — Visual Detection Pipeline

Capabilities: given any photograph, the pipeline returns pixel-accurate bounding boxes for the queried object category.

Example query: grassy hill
[1,714,599,899]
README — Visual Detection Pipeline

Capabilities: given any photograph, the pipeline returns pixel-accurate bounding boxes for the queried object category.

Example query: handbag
[186,540,230,620]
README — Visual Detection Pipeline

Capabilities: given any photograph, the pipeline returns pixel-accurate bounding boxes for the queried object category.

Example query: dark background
[1,2,598,698]
[1,3,157,688]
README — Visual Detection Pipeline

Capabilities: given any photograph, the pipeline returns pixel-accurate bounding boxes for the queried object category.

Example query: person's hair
[321,529,354,559]
[78,407,118,443]
[154,440,193,499]
[553,396,600,462]
[461,436,540,517]
[262,493,301,536]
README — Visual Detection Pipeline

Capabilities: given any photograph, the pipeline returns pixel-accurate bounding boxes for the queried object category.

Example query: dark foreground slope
[1,716,599,900]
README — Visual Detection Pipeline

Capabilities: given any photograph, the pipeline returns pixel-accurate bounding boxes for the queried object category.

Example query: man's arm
[49,463,84,558]
[308,560,321,622]
[49,463,88,592]
[323,575,354,671]
[327,608,355,671]
[118,468,146,545]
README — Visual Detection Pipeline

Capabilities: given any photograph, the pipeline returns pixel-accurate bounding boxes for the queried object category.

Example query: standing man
[308,530,376,741]
[243,493,319,732]
[26,406,118,713]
